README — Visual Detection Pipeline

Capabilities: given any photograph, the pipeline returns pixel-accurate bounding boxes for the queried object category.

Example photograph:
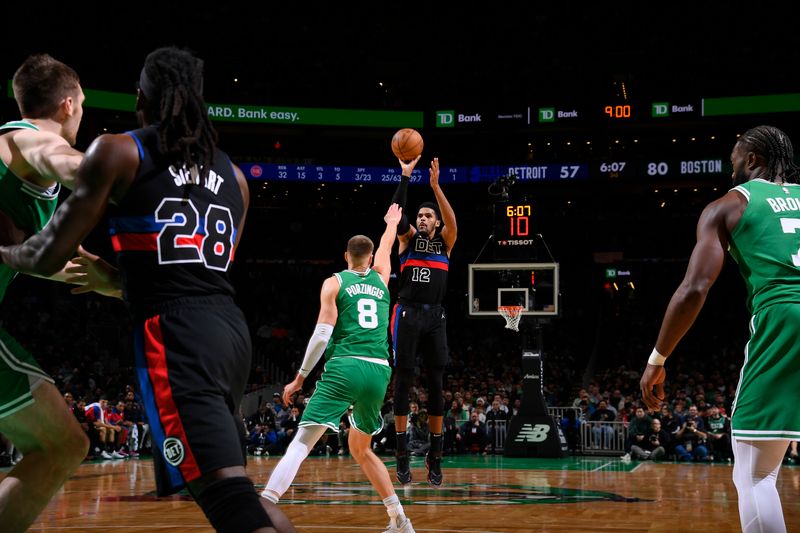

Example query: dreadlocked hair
[738,125,800,183]
[140,46,217,179]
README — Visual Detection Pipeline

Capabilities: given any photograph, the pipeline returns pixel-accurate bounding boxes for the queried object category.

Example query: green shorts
[731,303,800,440]
[300,357,391,435]
[0,327,53,419]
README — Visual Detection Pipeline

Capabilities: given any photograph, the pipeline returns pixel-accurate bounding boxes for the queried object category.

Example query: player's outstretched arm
[282,277,339,406]
[392,155,420,244]
[372,203,402,286]
[0,134,136,276]
[13,129,83,189]
[429,157,457,251]
[640,192,740,410]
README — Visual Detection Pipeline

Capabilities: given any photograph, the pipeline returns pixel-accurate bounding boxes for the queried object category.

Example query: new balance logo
[514,424,550,443]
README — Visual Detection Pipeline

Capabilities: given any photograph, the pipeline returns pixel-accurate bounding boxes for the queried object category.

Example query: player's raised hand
[640,363,666,412]
[399,154,421,176]
[384,203,402,225]
[429,157,440,187]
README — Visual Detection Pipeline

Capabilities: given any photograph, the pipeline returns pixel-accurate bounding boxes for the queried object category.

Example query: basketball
[391,128,424,162]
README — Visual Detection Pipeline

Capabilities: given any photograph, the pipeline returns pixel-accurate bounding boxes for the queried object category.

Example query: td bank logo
[538,108,555,123]
[436,110,455,128]
[515,423,551,443]
[652,102,669,118]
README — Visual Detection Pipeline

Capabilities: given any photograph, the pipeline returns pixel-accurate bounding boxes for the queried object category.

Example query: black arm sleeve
[391,175,411,234]
[391,175,410,208]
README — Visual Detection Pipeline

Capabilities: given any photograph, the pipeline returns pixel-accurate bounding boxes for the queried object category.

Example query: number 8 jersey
[326,269,390,362]
[108,126,243,317]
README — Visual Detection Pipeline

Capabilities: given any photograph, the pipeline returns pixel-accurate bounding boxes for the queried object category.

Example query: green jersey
[729,179,800,313]
[0,121,61,303]
[325,268,390,361]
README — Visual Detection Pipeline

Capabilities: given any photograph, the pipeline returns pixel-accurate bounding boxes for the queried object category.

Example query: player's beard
[417,227,429,238]
[732,167,749,186]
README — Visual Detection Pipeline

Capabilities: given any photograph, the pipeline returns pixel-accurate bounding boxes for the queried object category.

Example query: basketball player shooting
[389,156,457,486]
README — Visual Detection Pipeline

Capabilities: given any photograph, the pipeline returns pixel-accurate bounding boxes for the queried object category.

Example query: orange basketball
[391,128,424,162]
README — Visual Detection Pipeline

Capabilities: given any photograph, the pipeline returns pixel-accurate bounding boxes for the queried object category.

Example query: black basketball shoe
[396,452,412,485]
[426,453,443,486]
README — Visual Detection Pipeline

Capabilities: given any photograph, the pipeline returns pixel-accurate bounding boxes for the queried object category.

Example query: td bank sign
[435,110,482,127]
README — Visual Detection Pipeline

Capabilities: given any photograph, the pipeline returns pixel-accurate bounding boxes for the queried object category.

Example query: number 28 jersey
[108,126,243,316]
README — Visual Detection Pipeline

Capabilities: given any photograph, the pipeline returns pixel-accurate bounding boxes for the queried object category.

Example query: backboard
[468,262,559,317]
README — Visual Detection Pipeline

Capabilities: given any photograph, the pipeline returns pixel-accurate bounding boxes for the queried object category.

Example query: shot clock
[494,202,534,246]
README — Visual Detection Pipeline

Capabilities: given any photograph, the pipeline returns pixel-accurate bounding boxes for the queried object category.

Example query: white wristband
[648,348,667,366]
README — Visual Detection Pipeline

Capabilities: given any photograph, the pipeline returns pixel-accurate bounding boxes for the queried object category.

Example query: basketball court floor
[7,454,799,532]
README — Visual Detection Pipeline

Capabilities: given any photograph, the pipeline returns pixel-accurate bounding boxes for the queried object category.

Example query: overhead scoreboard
[239,158,730,183]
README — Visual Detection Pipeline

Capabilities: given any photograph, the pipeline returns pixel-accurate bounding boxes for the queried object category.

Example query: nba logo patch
[163,437,185,466]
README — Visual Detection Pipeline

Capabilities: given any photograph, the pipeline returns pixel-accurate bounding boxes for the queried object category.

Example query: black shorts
[134,295,250,496]
[390,302,449,370]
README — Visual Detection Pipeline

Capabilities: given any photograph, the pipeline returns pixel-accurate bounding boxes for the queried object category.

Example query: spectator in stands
[627,406,652,451]
[108,401,132,456]
[486,400,509,454]
[460,411,487,454]
[442,409,460,455]
[281,406,301,447]
[631,418,670,460]
[602,395,618,418]
[248,423,278,456]
[673,413,709,461]
[704,405,731,461]
[589,400,616,449]
[124,390,148,455]
[560,409,581,454]
[248,402,277,433]
[473,402,487,424]
[85,397,123,459]
[271,392,286,416]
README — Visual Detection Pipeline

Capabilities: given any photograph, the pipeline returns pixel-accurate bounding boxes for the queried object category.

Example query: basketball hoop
[498,305,523,332]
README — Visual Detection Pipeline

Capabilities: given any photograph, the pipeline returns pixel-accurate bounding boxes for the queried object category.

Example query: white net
[498,306,523,332]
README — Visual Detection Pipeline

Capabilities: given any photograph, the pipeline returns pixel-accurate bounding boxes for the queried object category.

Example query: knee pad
[393,367,415,415]
[426,366,445,416]
[195,476,272,533]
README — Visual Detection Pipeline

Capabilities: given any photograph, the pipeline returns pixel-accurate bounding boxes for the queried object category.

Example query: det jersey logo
[162,437,185,467]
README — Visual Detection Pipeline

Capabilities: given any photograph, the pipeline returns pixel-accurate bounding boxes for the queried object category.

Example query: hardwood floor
[4,454,798,532]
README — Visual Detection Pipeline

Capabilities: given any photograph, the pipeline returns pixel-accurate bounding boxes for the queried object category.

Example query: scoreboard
[239,157,730,183]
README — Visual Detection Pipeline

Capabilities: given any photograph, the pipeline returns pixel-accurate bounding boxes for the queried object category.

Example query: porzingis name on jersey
[169,164,224,195]
[344,283,385,300]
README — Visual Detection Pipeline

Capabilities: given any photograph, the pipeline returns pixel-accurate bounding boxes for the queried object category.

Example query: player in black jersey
[0,47,294,533]
[388,156,457,486]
